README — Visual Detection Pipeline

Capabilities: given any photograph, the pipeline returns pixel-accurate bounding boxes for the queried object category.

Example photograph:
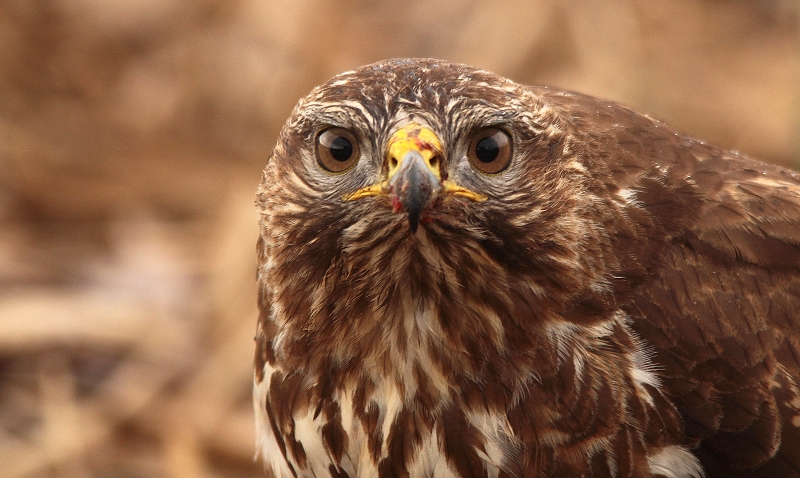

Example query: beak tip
[389,150,439,235]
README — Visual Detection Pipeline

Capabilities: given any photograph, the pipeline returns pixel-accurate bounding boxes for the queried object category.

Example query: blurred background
[0,0,798,477]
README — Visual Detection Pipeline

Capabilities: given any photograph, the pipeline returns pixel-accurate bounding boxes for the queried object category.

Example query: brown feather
[254,58,800,478]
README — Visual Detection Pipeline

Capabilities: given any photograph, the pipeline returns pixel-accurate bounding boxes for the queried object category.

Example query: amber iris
[468,128,512,174]
[317,128,360,172]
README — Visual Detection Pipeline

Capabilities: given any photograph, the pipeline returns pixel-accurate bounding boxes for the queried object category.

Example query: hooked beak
[344,123,486,234]
[388,148,440,233]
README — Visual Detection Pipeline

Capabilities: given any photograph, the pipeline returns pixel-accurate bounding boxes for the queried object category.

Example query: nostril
[429,156,439,169]
[389,157,399,169]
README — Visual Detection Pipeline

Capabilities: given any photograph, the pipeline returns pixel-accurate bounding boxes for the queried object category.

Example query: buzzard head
[256,58,660,381]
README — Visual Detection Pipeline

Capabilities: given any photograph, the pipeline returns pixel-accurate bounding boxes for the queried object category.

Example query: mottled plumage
[254,59,800,478]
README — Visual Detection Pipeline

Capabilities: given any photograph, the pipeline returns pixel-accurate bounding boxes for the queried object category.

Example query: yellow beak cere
[343,123,487,206]
[386,124,443,181]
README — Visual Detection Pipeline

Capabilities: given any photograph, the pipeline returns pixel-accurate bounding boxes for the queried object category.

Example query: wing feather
[536,86,800,475]
[630,143,800,475]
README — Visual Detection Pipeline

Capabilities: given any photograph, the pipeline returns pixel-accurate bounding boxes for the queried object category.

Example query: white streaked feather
[254,367,295,478]
[617,188,644,208]
[648,445,705,478]
[467,411,523,478]
[406,428,460,478]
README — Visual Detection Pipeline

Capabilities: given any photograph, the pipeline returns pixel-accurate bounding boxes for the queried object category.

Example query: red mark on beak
[391,196,403,213]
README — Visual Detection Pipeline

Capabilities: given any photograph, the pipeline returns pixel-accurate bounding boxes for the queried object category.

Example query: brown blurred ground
[0,1,798,477]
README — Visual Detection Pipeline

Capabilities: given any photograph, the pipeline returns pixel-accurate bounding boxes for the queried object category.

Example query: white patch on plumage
[618,188,644,208]
[648,445,705,478]
[406,429,460,478]
[400,307,455,401]
[338,99,373,118]
[565,158,589,174]
[467,411,523,478]
[389,110,425,130]
[254,365,294,478]
[330,350,452,477]
[627,324,662,408]
[377,376,405,454]
[631,346,660,388]
[750,175,800,191]
[545,319,581,366]
[293,408,335,477]
[545,318,616,367]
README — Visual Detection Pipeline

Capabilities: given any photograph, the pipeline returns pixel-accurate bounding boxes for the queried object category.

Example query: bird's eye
[316,128,360,173]
[468,128,512,174]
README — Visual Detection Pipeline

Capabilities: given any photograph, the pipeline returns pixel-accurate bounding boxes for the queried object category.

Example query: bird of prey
[253,58,800,478]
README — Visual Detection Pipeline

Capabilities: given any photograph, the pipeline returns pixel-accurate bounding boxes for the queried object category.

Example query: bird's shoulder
[527,86,800,475]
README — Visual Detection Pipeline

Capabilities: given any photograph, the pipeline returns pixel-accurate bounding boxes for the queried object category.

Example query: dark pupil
[475,136,499,163]
[329,136,353,162]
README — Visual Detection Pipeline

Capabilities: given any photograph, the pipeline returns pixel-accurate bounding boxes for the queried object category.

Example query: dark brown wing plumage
[629,153,800,476]
[538,88,800,476]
